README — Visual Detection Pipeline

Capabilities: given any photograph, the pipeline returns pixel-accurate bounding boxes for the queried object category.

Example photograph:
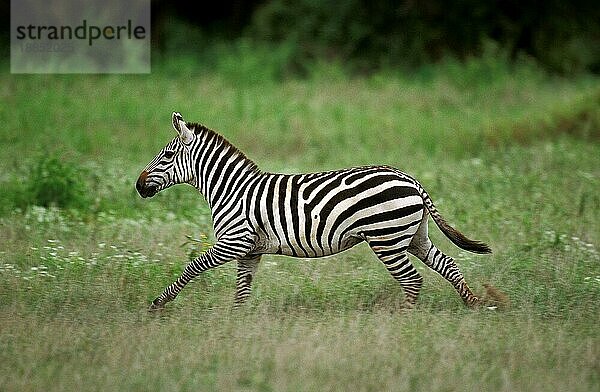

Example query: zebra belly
[255,231,364,258]
[248,168,424,258]
[254,197,423,258]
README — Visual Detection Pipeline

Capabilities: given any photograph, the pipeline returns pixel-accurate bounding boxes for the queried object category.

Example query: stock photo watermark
[11,0,150,73]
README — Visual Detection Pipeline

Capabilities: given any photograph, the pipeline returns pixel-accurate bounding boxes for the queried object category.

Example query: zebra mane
[186,122,260,173]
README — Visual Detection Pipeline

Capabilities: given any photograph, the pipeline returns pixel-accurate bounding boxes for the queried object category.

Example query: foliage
[1,0,598,74]
[15,154,91,210]
[248,0,600,74]
[146,0,600,74]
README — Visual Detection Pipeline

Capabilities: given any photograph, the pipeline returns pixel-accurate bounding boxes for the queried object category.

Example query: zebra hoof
[464,296,481,308]
[148,299,165,312]
[401,300,417,310]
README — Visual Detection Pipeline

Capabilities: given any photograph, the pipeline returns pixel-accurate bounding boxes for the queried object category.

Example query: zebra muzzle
[136,171,158,198]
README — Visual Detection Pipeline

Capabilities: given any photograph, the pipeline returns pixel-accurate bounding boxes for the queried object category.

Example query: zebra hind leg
[368,242,423,309]
[407,216,479,307]
[233,255,261,308]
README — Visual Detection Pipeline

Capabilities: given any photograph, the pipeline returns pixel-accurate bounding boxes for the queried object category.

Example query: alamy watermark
[11,0,151,73]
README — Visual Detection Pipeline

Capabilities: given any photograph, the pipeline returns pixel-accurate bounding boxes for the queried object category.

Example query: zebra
[136,112,491,310]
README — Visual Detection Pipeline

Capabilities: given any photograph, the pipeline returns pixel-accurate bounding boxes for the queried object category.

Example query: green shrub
[23,155,91,210]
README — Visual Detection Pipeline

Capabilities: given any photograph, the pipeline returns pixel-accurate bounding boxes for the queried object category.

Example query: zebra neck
[200,160,260,211]
[190,125,261,211]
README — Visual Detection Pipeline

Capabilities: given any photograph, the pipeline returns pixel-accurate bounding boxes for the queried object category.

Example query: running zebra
[136,112,491,310]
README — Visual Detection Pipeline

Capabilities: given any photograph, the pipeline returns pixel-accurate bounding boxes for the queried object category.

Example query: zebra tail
[418,185,492,254]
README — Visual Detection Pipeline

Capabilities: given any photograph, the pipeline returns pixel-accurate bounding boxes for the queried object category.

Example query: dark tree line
[3,0,598,73]
[153,0,599,73]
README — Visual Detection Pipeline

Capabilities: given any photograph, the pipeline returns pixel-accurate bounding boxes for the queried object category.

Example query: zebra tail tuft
[418,185,492,254]
[431,212,492,254]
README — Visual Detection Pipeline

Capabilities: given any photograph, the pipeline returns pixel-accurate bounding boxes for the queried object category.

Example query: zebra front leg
[233,255,261,308]
[149,241,251,310]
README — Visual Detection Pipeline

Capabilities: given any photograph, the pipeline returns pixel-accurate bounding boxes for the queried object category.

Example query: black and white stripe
[136,112,491,310]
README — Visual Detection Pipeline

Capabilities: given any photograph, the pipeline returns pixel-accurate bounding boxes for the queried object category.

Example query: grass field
[0,55,599,391]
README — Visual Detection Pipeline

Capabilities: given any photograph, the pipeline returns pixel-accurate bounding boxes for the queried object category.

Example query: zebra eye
[164,150,175,159]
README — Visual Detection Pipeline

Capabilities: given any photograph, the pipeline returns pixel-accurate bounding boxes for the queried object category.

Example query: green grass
[0,55,599,391]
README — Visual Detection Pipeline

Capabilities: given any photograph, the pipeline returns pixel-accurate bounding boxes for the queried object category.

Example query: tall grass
[0,54,599,391]
[1,310,597,391]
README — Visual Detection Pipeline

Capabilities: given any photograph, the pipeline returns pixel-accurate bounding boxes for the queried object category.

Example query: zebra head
[136,112,196,198]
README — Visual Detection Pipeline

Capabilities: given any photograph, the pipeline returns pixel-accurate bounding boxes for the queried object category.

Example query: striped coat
[136,112,490,310]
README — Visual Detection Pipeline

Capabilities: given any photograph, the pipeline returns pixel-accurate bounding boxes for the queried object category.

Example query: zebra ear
[172,112,194,144]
